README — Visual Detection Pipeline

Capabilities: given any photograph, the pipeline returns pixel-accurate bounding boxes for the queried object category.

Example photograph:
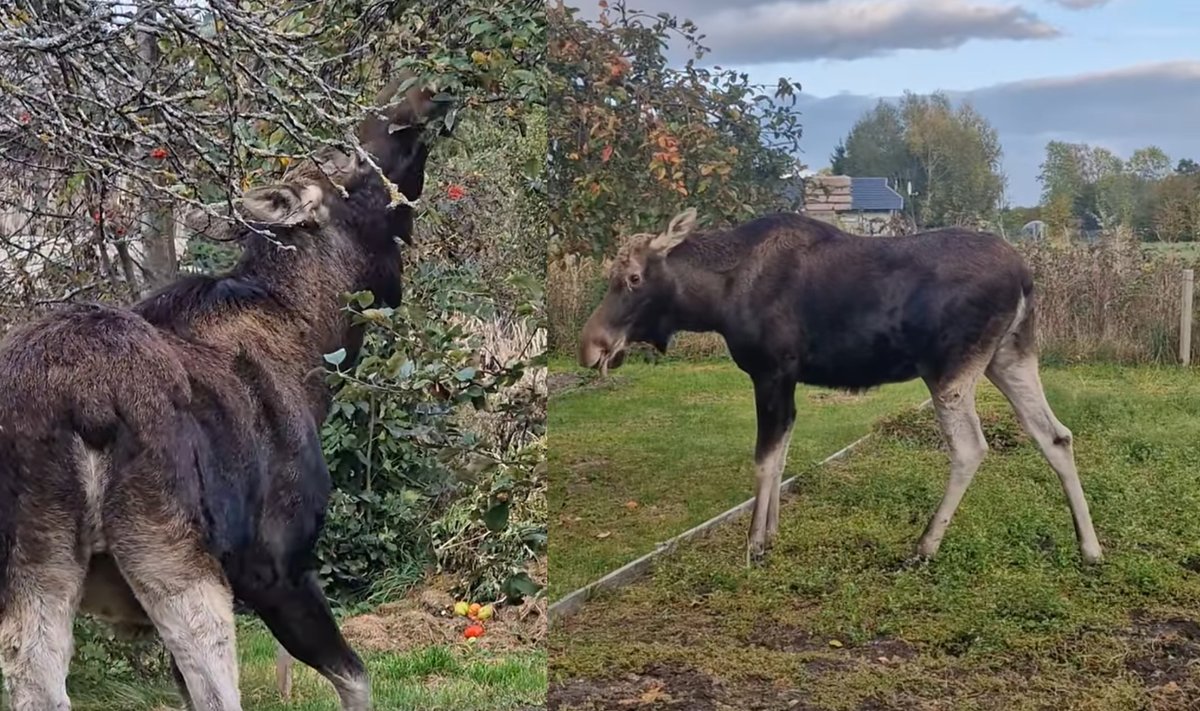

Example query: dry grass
[547,253,608,355]
[1021,232,1197,364]
[547,230,1199,365]
[452,312,546,451]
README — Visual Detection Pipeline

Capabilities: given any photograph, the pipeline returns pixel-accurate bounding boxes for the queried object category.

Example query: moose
[579,209,1103,566]
[0,72,446,710]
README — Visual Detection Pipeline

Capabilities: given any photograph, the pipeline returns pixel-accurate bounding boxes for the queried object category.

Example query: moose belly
[79,554,151,631]
[801,335,920,390]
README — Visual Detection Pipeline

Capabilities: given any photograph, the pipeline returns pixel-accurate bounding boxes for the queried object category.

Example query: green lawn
[1141,241,1200,261]
[60,621,545,711]
[550,362,1200,710]
[548,360,927,599]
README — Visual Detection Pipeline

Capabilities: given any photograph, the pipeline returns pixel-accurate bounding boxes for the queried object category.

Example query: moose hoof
[1081,546,1104,566]
[746,541,768,567]
[914,537,942,561]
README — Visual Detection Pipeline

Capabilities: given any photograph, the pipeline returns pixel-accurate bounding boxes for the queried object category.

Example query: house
[798,175,907,236]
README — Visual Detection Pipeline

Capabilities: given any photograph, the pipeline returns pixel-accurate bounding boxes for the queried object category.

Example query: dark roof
[851,177,904,211]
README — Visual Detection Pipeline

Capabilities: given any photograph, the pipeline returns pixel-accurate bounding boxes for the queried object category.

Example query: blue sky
[579,0,1200,204]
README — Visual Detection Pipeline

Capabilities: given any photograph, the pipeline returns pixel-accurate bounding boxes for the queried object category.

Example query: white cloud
[1048,0,1111,9]
[583,0,1060,63]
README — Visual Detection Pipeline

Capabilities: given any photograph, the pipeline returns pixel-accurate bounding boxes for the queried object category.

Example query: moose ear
[238,184,324,228]
[358,72,453,149]
[650,208,698,254]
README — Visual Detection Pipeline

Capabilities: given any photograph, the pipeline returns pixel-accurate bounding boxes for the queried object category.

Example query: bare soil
[341,574,546,654]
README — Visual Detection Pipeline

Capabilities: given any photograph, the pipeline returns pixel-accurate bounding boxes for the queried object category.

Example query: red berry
[447,184,466,200]
[150,147,168,160]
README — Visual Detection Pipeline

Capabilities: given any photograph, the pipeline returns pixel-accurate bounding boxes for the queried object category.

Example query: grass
[550,361,1200,710]
[1141,241,1200,261]
[548,359,927,599]
[58,620,545,711]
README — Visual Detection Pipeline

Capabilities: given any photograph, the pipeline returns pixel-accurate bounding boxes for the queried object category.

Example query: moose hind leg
[106,507,241,709]
[0,554,85,711]
[116,557,241,711]
[986,350,1102,563]
[916,378,988,559]
[246,572,370,711]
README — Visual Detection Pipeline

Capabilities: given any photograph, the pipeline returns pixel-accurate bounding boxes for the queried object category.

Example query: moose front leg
[748,374,797,564]
[245,572,370,711]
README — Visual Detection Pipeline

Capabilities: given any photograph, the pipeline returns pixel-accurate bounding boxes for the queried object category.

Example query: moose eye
[628,273,642,287]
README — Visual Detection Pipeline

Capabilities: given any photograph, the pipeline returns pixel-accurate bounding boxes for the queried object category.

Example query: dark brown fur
[0,75,445,710]
[581,211,1101,565]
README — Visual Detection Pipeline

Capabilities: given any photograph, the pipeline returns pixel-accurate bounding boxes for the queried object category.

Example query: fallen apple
[464,624,485,639]
[454,601,469,617]
[477,604,495,621]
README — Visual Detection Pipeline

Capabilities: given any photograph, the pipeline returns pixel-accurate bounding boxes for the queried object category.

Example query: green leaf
[483,501,509,532]
[454,366,477,381]
[502,572,542,604]
[324,348,347,366]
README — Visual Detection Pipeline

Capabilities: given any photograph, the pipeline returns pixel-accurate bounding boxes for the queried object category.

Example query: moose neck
[660,234,744,335]
[238,244,380,367]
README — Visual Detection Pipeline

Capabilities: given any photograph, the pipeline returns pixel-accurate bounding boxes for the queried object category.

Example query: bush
[1021,232,1196,364]
[316,105,548,605]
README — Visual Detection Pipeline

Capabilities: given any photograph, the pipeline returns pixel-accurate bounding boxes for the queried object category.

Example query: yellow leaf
[639,684,670,704]
[828,639,843,648]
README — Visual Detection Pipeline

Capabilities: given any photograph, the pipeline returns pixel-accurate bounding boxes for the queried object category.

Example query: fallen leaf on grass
[625,500,639,510]
[640,684,671,703]
[618,683,672,705]
[595,531,612,540]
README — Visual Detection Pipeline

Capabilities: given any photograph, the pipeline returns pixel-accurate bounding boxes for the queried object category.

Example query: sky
[574,0,1200,205]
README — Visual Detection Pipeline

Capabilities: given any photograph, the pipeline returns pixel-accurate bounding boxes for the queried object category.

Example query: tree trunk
[136,1,177,293]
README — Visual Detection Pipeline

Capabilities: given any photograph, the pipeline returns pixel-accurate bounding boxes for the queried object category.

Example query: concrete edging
[549,398,932,623]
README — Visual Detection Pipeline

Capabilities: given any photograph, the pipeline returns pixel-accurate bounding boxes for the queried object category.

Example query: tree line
[1035,142,1199,242]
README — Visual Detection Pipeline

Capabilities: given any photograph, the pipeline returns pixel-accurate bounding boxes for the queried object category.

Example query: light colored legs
[765,428,794,544]
[915,342,1102,564]
[749,426,793,562]
[916,379,988,559]
[120,564,241,711]
[0,554,84,711]
[986,350,1103,563]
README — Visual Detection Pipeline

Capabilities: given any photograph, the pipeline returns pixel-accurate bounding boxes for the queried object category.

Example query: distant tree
[900,93,1004,227]
[1178,158,1200,176]
[1128,146,1172,181]
[838,101,912,182]
[1153,173,1200,242]
[833,93,1003,227]
[829,141,848,174]
[1038,141,1137,232]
